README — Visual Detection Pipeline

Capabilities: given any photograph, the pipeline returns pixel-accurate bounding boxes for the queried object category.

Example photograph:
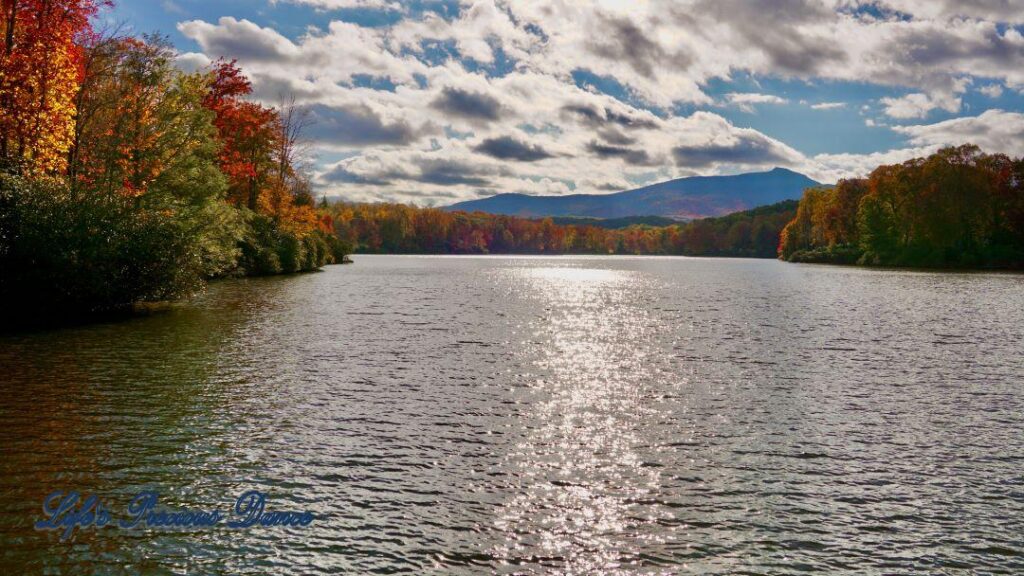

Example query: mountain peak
[447,168,820,220]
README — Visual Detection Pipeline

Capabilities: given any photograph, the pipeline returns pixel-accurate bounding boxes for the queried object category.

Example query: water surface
[1,256,1022,574]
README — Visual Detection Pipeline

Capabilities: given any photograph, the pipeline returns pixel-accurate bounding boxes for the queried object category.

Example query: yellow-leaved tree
[0,0,103,174]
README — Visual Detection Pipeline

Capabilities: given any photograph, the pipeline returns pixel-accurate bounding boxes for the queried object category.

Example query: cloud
[812,146,934,181]
[320,164,393,185]
[669,112,805,169]
[891,109,1024,156]
[584,13,678,79]
[880,91,964,119]
[161,0,185,15]
[276,0,402,11]
[306,104,433,147]
[174,52,210,73]
[320,151,502,192]
[811,101,846,110]
[175,3,1024,205]
[596,127,636,146]
[979,83,1004,98]
[561,104,658,129]
[585,141,658,166]
[873,0,1024,24]
[415,158,493,186]
[686,0,847,76]
[811,110,1024,181]
[672,139,793,168]
[473,136,554,162]
[431,87,503,123]
[178,17,299,62]
[725,92,789,113]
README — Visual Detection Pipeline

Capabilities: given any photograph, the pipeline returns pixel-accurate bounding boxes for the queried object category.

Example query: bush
[277,232,303,273]
[324,232,354,263]
[787,244,863,265]
[236,213,339,276]
[302,233,324,270]
[1,169,350,325]
[0,172,207,317]
[238,213,282,275]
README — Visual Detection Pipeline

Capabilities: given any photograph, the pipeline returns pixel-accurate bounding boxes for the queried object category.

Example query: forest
[325,199,797,257]
[0,0,348,320]
[779,146,1024,268]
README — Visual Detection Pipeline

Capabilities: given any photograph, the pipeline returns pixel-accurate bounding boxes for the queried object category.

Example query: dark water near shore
[1,255,1023,574]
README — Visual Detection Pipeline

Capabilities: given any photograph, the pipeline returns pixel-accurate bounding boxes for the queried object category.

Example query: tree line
[0,0,348,321]
[779,145,1024,268]
[324,200,797,257]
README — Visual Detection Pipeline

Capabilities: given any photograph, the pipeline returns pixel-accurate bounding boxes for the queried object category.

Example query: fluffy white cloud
[725,93,789,113]
[178,17,300,63]
[880,92,958,119]
[174,51,210,73]
[979,83,1004,98]
[891,109,1024,157]
[811,145,934,182]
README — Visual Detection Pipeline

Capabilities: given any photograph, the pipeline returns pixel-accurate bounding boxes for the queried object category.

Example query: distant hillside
[447,167,822,219]
[670,199,800,258]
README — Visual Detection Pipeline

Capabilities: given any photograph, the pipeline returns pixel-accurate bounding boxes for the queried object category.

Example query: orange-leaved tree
[0,0,106,174]
[203,60,280,212]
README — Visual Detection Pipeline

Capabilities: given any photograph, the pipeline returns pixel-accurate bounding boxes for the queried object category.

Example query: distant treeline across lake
[324,199,797,258]
[326,145,1024,270]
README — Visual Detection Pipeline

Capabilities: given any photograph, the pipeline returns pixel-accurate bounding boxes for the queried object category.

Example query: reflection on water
[495,266,664,574]
[1,256,1023,574]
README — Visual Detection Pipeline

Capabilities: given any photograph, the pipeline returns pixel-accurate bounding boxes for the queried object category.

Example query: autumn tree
[203,60,280,212]
[69,35,244,275]
[73,38,212,193]
[0,0,106,174]
[782,145,1024,267]
[66,22,122,180]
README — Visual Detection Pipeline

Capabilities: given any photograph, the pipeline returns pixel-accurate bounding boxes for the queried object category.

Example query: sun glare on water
[492,264,671,573]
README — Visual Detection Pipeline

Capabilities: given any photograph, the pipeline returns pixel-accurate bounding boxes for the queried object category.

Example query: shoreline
[0,263,351,334]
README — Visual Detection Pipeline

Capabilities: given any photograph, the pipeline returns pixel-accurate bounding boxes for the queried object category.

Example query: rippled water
[1,256,1023,574]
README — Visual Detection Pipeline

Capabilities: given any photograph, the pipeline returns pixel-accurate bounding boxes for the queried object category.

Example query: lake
[1,255,1022,574]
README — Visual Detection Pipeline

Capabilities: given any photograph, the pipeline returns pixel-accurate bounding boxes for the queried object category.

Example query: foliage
[71,37,219,195]
[784,244,863,265]
[237,212,337,276]
[0,171,207,317]
[0,18,349,322]
[63,35,248,279]
[0,0,107,174]
[325,199,798,257]
[204,60,281,212]
[675,200,798,257]
[550,215,681,229]
[780,146,1024,268]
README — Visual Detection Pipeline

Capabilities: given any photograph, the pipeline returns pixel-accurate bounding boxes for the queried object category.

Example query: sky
[105,0,1024,205]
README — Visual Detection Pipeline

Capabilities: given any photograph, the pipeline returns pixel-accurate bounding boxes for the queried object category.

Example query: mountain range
[446,167,822,219]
